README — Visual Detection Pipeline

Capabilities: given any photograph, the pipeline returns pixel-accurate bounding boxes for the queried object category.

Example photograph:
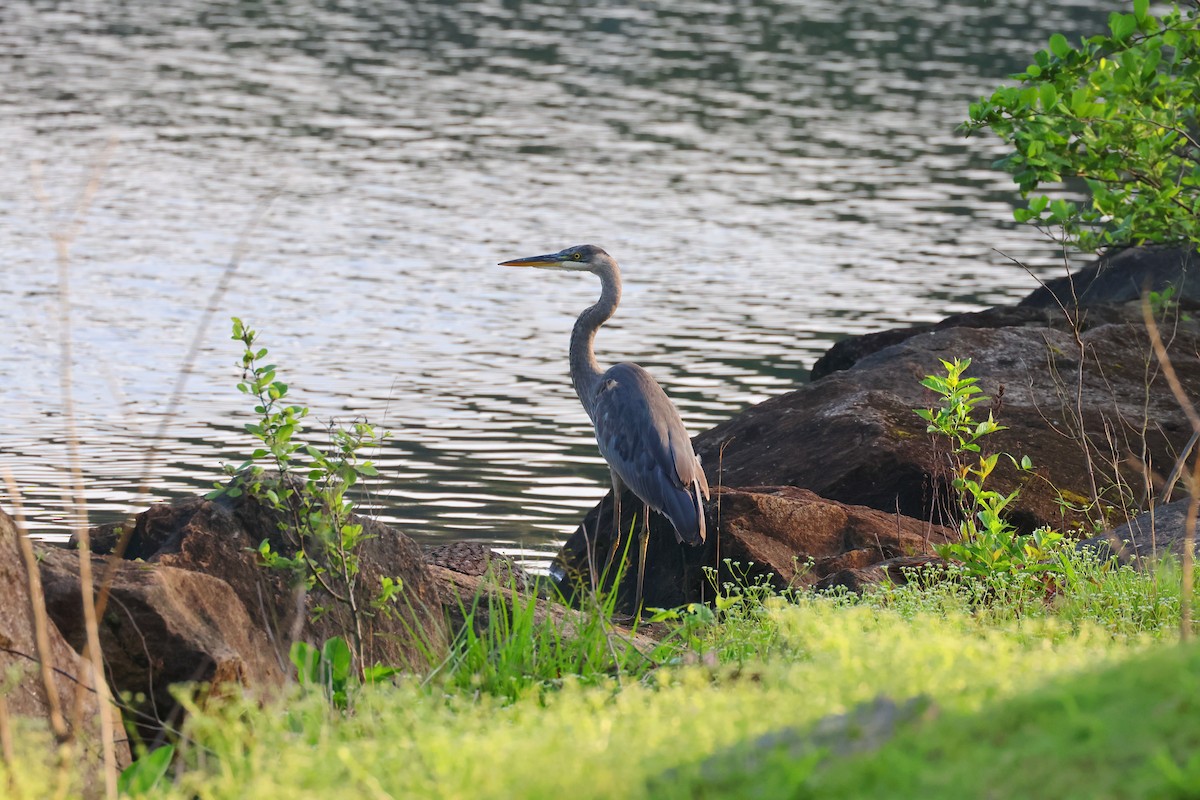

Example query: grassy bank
[6,554,1195,799]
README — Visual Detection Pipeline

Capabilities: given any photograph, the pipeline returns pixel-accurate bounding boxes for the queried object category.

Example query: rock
[79,493,449,670]
[1020,245,1200,309]
[0,507,131,769]
[813,246,1200,380]
[558,312,1200,610]
[37,545,287,744]
[814,555,947,594]
[810,304,1143,380]
[425,541,535,593]
[1079,497,1200,565]
[48,491,451,737]
[693,322,1200,534]
[557,486,952,613]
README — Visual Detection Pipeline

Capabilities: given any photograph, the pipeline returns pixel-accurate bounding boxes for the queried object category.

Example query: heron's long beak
[498,254,562,268]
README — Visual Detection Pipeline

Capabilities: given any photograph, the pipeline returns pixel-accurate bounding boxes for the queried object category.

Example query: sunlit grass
[805,639,1200,799]
[3,549,1194,799]
[137,601,1150,797]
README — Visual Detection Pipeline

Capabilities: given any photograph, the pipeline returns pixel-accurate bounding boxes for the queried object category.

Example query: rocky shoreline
[4,245,1199,764]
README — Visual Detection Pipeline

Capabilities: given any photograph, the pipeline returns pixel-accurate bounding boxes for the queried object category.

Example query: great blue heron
[498,244,710,613]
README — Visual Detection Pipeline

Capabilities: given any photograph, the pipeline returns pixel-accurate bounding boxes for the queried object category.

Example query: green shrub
[916,358,1071,587]
[209,318,397,675]
[964,1,1200,251]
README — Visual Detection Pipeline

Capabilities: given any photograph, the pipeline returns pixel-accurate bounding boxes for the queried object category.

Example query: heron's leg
[581,517,597,593]
[634,502,650,616]
[602,470,624,582]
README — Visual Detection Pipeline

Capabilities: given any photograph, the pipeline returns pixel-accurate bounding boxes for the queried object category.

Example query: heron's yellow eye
[572,252,583,261]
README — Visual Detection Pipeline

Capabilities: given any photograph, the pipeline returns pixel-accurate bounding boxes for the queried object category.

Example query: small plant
[917,358,1071,588]
[1148,284,1193,323]
[649,559,798,663]
[209,318,402,676]
[432,559,656,701]
[290,636,400,710]
[291,637,353,708]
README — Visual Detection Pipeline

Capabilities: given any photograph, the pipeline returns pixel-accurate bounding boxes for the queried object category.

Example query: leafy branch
[210,318,399,676]
[963,1,1200,251]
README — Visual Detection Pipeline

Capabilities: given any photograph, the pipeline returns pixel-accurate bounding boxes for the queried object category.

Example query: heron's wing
[590,362,708,543]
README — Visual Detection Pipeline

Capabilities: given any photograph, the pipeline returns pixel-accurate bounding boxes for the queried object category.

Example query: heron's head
[498,244,613,273]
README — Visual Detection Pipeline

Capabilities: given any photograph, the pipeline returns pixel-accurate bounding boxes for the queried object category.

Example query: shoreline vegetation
[5,2,1200,797]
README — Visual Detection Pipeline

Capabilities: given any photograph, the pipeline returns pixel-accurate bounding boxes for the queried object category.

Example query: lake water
[0,0,1110,566]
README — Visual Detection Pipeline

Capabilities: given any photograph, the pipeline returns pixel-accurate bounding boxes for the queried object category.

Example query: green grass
[107,605,1132,799]
[807,639,1200,799]
[4,553,1195,799]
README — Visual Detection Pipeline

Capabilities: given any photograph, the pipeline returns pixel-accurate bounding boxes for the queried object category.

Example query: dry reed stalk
[31,150,275,794]
[32,139,119,799]
[2,470,69,741]
[0,694,13,788]
[1141,299,1199,641]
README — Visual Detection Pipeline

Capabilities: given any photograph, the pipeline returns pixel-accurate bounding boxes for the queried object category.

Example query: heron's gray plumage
[498,243,709,606]
[589,362,708,544]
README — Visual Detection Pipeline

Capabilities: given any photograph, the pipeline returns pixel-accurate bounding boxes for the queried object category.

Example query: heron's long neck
[570,261,621,418]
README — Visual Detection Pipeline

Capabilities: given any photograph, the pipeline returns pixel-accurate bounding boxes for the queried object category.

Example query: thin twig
[2,470,69,741]
[715,436,733,600]
[33,138,120,799]
[0,695,12,784]
[1142,298,1199,641]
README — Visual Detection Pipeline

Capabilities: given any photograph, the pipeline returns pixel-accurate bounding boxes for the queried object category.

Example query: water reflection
[0,0,1110,566]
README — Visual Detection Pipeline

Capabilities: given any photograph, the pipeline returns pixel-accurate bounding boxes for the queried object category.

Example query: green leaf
[118,744,175,795]
[290,641,321,684]
[1048,33,1071,58]
[1110,12,1137,41]
[1038,84,1058,110]
[1133,0,1149,23]
[322,636,353,685]
[363,664,401,683]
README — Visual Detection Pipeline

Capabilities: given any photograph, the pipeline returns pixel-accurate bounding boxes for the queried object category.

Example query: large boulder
[38,546,287,744]
[557,486,952,612]
[0,507,130,769]
[1079,497,1199,565]
[693,321,1200,534]
[814,246,1200,380]
[557,315,1200,610]
[43,491,451,737]
[78,493,451,670]
[1019,245,1200,309]
[810,304,1144,380]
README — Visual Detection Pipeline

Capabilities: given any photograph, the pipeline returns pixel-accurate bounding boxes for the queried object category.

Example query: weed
[209,318,399,676]
[430,554,658,701]
[649,559,800,664]
[916,358,1072,589]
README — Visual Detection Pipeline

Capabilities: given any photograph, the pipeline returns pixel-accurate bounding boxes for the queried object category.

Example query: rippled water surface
[1,0,1110,564]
